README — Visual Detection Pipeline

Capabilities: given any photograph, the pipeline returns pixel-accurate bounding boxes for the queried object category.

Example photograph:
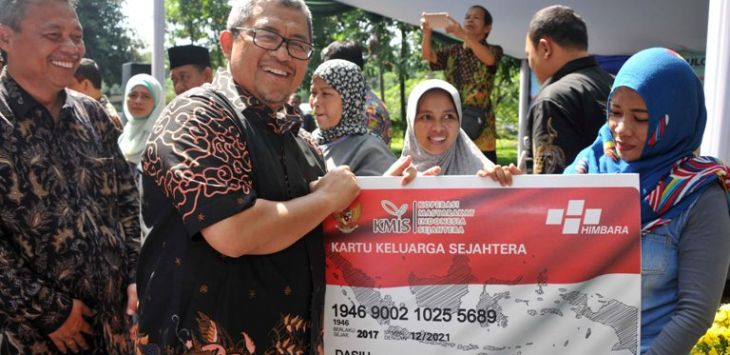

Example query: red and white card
[324,174,641,355]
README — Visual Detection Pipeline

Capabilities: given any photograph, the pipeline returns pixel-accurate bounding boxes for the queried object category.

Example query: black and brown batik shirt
[431,40,504,152]
[136,69,326,355]
[0,71,140,354]
[521,56,614,174]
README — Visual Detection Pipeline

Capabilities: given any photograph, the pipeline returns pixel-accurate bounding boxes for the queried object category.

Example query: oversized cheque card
[323,175,641,355]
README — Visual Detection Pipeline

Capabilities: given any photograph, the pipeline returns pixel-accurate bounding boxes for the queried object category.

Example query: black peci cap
[168,45,211,69]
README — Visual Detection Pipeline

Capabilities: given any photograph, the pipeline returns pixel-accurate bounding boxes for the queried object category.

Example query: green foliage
[493,56,521,140]
[496,139,518,166]
[382,70,438,132]
[76,0,142,87]
[306,10,401,97]
[164,0,231,68]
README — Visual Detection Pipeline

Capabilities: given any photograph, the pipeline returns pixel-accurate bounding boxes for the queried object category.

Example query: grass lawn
[390,136,518,167]
[496,139,518,166]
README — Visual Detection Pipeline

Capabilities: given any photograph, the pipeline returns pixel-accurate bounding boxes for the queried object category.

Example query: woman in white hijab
[402,79,494,175]
[118,73,164,165]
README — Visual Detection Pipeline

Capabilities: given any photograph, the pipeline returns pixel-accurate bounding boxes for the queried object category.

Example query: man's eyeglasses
[231,27,313,60]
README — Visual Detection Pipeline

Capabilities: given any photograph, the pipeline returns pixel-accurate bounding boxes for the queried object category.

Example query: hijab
[402,79,493,175]
[565,47,730,232]
[312,59,368,144]
[118,74,164,164]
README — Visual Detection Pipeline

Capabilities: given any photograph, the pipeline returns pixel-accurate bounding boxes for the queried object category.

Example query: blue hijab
[566,48,730,232]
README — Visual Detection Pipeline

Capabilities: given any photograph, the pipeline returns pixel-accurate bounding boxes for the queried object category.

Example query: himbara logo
[372,200,411,234]
[545,200,629,235]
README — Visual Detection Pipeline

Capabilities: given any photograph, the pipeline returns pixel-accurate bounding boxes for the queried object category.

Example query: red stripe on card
[325,187,641,287]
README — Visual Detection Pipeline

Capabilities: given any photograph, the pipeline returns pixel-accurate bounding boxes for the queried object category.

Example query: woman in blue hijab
[566,48,730,354]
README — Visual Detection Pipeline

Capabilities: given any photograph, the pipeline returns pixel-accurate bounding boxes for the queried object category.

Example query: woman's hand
[444,16,466,40]
[384,155,441,185]
[420,12,432,34]
[477,163,522,186]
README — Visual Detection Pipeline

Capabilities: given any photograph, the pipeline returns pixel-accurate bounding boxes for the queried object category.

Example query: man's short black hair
[321,40,364,69]
[74,58,102,89]
[528,5,588,51]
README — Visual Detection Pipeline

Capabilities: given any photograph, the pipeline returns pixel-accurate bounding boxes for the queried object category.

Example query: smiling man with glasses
[135,0,361,354]
[231,27,314,60]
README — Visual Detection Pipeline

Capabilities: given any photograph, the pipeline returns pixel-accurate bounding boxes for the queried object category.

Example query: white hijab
[118,74,164,164]
[401,79,493,175]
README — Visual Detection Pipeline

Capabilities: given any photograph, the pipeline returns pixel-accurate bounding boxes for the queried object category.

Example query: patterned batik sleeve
[529,99,570,174]
[492,45,504,63]
[429,45,452,71]
[142,94,256,236]
[92,101,141,284]
[0,234,73,334]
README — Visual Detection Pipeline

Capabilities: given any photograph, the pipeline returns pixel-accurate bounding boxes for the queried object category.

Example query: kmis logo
[545,200,629,235]
[333,203,361,234]
[372,200,411,233]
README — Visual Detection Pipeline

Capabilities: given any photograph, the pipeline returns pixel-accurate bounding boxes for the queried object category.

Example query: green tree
[164,0,230,68]
[493,56,521,140]
[76,0,142,87]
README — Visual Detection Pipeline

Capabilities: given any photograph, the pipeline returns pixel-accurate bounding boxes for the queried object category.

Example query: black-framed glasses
[232,27,313,60]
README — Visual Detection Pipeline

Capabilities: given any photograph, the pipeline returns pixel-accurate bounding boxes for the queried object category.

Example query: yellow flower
[692,304,730,354]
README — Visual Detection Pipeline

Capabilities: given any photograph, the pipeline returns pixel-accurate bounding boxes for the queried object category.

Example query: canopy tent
[333,0,710,58]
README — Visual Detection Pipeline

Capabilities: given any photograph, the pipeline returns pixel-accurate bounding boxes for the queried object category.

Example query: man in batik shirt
[69,58,124,131]
[421,5,503,162]
[0,0,140,353]
[135,0,360,353]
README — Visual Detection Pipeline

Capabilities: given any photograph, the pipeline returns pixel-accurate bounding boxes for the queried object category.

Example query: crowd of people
[0,0,728,354]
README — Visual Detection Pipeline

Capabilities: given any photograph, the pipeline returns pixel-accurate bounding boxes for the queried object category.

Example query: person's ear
[219,30,233,61]
[483,24,492,37]
[202,67,213,82]
[538,38,551,59]
[0,25,13,53]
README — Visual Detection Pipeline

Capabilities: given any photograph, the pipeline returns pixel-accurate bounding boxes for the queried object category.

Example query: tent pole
[152,0,166,102]
[701,0,730,162]
[517,59,530,168]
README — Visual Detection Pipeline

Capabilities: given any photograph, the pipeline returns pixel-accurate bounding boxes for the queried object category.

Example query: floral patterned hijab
[402,79,493,175]
[312,59,368,144]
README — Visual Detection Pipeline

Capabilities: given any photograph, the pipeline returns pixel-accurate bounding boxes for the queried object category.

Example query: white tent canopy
[335,0,710,59]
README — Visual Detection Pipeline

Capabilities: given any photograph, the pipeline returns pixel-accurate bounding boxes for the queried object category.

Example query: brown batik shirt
[136,69,326,355]
[0,71,140,354]
[431,40,503,152]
